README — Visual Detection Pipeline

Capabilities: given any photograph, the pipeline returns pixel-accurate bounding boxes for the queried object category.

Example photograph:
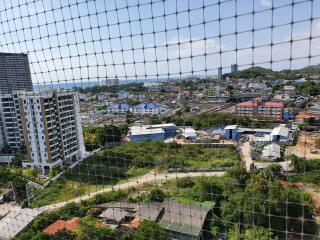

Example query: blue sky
[0,0,320,85]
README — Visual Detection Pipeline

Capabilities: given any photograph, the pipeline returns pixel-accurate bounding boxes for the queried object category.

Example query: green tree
[13,152,23,166]
[12,176,27,203]
[31,232,54,240]
[226,164,249,187]
[58,202,87,220]
[75,216,115,240]
[290,155,305,173]
[126,110,134,124]
[228,225,278,240]
[97,125,123,145]
[31,212,58,232]
[54,229,76,240]
[244,227,278,240]
[133,221,169,240]
[49,165,61,178]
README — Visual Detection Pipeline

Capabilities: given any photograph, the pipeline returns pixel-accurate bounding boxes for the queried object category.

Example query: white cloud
[166,37,225,58]
[260,0,271,7]
[316,22,320,34]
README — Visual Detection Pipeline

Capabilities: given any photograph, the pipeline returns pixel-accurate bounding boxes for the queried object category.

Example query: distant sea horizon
[33,76,208,90]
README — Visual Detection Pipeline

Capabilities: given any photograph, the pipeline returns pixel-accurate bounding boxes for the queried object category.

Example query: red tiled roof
[263,102,284,107]
[43,217,79,235]
[237,100,284,108]
[129,217,141,229]
[296,111,320,120]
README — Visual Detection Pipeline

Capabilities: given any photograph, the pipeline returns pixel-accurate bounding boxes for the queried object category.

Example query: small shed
[224,125,238,140]
[271,124,291,142]
[181,128,197,140]
[262,143,281,161]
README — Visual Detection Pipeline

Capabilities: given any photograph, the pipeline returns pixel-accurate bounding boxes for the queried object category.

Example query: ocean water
[32,77,182,90]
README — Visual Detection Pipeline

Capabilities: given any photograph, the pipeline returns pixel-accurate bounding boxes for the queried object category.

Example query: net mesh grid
[0,0,319,239]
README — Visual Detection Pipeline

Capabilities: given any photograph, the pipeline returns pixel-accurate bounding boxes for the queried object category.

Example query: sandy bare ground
[240,141,253,171]
[286,132,320,159]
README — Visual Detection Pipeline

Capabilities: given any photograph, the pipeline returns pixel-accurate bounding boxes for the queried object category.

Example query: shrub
[148,188,166,202]
[86,207,102,217]
[133,221,170,240]
[176,177,195,188]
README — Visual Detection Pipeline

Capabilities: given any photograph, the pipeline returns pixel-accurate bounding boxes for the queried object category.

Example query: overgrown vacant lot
[107,141,240,169]
[30,141,239,207]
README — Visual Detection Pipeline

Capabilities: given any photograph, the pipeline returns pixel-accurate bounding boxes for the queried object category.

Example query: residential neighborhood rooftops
[108,103,131,110]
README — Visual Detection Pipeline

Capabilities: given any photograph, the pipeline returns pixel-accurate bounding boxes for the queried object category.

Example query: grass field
[30,151,148,207]
[30,141,239,207]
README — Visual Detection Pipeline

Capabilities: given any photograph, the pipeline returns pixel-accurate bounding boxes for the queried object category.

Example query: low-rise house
[97,200,211,240]
[309,102,320,112]
[262,143,281,161]
[99,208,131,225]
[107,103,131,114]
[270,124,292,143]
[296,111,320,125]
[98,202,164,223]
[294,96,309,104]
[131,103,167,115]
[43,217,79,235]
[283,85,296,98]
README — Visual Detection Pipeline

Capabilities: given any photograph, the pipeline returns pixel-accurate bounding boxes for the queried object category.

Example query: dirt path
[0,170,225,238]
[239,141,253,170]
[39,170,225,212]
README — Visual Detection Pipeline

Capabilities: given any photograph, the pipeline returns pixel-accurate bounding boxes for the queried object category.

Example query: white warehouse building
[0,90,85,174]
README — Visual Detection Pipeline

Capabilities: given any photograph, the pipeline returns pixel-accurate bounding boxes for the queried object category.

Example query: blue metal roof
[133,103,162,109]
[109,103,131,109]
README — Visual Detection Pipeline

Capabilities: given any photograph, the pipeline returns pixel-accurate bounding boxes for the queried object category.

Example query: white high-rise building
[0,90,85,174]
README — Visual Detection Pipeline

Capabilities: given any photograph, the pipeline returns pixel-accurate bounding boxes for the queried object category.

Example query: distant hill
[224,65,320,79]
